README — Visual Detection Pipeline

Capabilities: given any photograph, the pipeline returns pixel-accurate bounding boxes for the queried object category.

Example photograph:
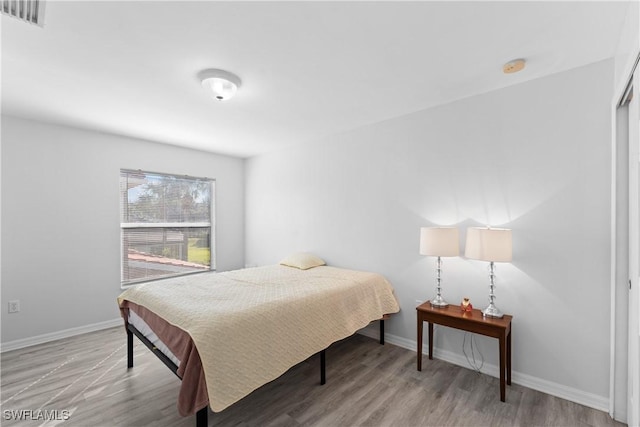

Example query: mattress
[128,308,180,367]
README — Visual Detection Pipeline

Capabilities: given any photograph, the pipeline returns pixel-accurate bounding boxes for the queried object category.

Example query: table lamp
[420,227,460,307]
[465,227,512,318]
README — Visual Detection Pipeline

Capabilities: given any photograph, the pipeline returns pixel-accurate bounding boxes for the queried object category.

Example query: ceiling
[1,1,631,158]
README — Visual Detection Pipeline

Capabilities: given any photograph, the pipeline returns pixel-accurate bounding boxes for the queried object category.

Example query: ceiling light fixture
[502,58,526,74]
[198,69,242,101]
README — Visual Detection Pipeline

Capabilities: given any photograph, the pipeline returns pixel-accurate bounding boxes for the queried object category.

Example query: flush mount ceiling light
[198,69,242,101]
[503,58,526,74]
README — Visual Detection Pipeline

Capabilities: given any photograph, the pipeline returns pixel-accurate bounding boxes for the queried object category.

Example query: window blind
[120,170,214,285]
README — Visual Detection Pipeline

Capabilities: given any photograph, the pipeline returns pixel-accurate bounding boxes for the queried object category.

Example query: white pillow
[279,252,326,270]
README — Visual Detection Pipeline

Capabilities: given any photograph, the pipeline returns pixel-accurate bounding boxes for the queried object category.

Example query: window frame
[120,169,216,288]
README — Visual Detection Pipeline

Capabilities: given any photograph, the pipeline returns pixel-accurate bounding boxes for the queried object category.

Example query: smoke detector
[503,59,526,74]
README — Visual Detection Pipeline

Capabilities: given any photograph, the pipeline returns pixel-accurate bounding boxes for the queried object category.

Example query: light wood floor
[1,327,625,427]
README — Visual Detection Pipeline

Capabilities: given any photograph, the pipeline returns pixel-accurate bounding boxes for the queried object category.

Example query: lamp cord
[463,332,484,373]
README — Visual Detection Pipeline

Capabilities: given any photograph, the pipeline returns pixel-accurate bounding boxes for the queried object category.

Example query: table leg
[507,327,512,385]
[428,322,433,360]
[499,334,506,402]
[417,314,423,371]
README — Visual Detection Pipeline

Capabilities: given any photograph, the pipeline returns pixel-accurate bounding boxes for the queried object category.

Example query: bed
[117,259,400,426]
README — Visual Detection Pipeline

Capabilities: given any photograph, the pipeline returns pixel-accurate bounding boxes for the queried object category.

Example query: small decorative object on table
[461,297,473,312]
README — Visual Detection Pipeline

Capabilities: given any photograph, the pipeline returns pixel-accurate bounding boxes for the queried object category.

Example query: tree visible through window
[120,169,214,285]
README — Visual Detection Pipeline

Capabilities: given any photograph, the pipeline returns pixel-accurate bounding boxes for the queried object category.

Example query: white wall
[614,0,639,95]
[1,117,245,344]
[246,60,614,406]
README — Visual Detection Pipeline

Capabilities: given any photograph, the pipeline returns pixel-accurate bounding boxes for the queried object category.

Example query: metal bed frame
[126,318,386,427]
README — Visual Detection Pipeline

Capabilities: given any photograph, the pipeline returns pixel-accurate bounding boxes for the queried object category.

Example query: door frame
[610,52,640,425]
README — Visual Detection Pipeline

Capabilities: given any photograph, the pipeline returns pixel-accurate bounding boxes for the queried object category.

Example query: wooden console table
[416,302,513,401]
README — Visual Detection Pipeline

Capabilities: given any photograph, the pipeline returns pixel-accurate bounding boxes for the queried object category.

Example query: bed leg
[320,350,326,385]
[380,319,385,345]
[127,328,134,368]
[196,407,208,427]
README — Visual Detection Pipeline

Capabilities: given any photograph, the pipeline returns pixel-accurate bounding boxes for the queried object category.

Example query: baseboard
[358,327,609,413]
[0,318,123,353]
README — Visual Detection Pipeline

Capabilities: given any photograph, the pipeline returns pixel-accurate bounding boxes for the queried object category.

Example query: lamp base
[430,295,448,307]
[482,303,504,318]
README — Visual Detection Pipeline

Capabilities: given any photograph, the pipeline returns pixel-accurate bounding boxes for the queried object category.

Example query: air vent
[1,0,45,26]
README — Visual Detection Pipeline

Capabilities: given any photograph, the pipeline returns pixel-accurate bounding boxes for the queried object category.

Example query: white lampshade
[465,227,512,262]
[419,227,459,257]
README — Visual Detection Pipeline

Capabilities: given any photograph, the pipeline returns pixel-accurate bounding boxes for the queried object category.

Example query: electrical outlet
[8,300,20,313]
[416,299,425,305]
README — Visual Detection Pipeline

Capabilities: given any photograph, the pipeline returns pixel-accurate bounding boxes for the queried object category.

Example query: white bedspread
[117,265,400,412]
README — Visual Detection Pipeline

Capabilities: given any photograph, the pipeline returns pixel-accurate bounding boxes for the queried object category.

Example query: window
[120,169,214,285]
